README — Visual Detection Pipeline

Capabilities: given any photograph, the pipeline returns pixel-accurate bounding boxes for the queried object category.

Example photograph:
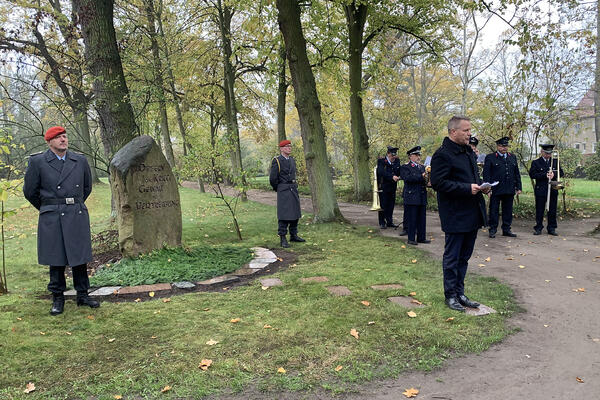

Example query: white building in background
[568,89,598,156]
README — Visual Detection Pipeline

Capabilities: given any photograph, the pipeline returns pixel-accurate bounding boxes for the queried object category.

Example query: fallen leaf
[16,317,22,321]
[230,318,241,323]
[368,321,375,325]
[350,328,359,339]
[401,245,406,249]
[335,365,343,371]
[576,377,584,383]
[506,256,514,260]
[134,298,141,302]
[446,317,454,322]
[410,299,423,305]
[39,331,46,335]
[108,338,116,343]
[409,292,417,296]
[149,292,155,297]
[402,387,419,398]
[407,311,417,318]
[263,324,272,329]
[544,324,549,327]
[277,257,283,262]
[199,359,213,370]
[545,280,551,283]
[592,338,600,342]
[161,385,171,393]
[277,367,286,374]
[114,396,123,400]
[484,257,491,262]
[411,259,417,263]
[566,276,574,279]
[478,264,486,267]
[203,308,210,311]
[65,332,72,335]
[361,301,370,307]
[519,265,526,269]
[23,382,35,393]
[162,298,171,303]
[151,336,157,339]
[328,239,334,242]
[87,315,95,320]
[261,286,269,290]
[206,339,219,346]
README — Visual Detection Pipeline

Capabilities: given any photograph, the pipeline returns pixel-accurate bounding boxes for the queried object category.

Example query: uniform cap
[495,136,510,146]
[469,136,479,146]
[44,126,66,141]
[387,146,398,156]
[540,144,554,153]
[406,146,421,156]
[279,139,291,147]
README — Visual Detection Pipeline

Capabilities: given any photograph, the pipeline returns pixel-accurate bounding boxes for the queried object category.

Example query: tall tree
[595,0,600,144]
[277,0,342,222]
[73,0,138,156]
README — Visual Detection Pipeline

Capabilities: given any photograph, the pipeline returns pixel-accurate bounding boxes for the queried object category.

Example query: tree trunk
[146,0,175,168]
[277,0,343,222]
[74,0,137,157]
[344,2,371,201]
[216,0,247,199]
[595,0,600,144]
[72,100,101,183]
[277,40,288,142]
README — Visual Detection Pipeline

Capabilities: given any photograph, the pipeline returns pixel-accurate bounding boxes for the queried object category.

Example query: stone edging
[62,247,279,300]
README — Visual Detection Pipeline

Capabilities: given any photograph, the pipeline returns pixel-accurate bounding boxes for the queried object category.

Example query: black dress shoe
[387,223,399,228]
[290,234,305,242]
[280,236,290,248]
[379,224,387,229]
[458,294,480,308]
[77,295,100,308]
[445,297,465,312]
[488,232,496,238]
[547,230,558,236]
[407,240,418,245]
[50,294,65,316]
[417,239,431,244]
[398,230,408,236]
[502,231,517,237]
[533,230,542,235]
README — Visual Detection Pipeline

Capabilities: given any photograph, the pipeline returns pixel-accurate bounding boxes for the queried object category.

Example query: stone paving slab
[63,289,77,296]
[260,278,283,287]
[465,303,496,316]
[90,286,121,296]
[173,281,195,289]
[118,283,172,294]
[388,296,427,308]
[232,267,260,276]
[301,276,329,283]
[327,286,352,296]
[251,257,278,263]
[371,284,403,290]
[197,275,240,286]
[248,262,270,269]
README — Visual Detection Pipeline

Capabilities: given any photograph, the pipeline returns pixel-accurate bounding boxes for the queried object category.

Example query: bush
[584,150,600,181]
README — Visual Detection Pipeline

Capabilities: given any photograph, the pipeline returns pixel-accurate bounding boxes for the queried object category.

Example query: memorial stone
[110,136,182,257]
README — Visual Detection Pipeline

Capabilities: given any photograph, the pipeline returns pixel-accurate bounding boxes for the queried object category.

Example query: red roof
[575,88,595,118]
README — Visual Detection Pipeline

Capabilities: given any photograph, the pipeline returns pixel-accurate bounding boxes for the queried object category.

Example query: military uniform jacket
[529,157,564,197]
[269,155,302,221]
[430,137,487,233]
[482,152,522,196]
[399,162,427,206]
[23,150,93,266]
[376,157,400,193]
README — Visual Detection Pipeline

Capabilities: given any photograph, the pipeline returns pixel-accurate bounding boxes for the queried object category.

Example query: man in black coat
[529,144,563,236]
[23,126,99,315]
[269,139,304,248]
[399,146,430,245]
[431,116,489,312]
[482,137,522,238]
[376,146,401,229]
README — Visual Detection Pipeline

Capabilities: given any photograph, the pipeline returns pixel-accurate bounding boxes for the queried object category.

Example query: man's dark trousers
[378,191,396,226]
[488,194,514,233]
[278,219,299,236]
[534,191,558,232]
[48,264,90,294]
[442,230,478,299]
[405,204,426,242]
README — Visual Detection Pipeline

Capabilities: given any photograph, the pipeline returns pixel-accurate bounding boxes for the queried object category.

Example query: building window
[575,123,581,133]
[575,143,580,150]
[583,143,586,151]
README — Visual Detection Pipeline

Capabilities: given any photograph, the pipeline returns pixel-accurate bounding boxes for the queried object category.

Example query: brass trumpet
[545,149,564,211]
[370,165,382,211]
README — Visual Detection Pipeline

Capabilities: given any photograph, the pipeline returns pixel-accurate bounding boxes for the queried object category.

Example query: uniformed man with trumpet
[529,144,563,236]
[399,146,429,245]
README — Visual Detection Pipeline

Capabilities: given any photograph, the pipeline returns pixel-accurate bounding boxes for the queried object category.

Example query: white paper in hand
[479,181,499,190]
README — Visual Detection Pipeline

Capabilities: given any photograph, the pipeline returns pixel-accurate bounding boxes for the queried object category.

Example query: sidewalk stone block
[249,262,270,269]
[63,289,77,296]
[173,281,195,289]
[327,286,352,296]
[388,296,426,308]
[232,267,260,276]
[90,287,121,296]
[371,284,403,290]
[118,283,172,294]
[197,275,240,286]
[465,303,496,316]
[260,278,283,287]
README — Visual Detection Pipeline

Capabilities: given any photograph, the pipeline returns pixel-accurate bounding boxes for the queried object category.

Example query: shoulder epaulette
[28,151,43,157]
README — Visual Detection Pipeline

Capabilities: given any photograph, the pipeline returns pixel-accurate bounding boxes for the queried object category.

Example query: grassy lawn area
[0,183,518,399]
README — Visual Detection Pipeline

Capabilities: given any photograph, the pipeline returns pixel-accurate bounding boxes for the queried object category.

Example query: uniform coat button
[57,186,61,189]
[78,211,82,214]
[61,213,65,216]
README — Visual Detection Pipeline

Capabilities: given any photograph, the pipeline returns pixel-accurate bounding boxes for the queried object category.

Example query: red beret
[45,126,66,141]
[279,139,291,147]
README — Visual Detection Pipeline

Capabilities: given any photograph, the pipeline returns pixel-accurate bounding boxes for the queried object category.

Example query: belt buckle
[65,197,75,205]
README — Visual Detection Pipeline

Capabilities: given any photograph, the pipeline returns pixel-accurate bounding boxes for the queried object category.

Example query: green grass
[0,182,518,399]
[90,245,252,287]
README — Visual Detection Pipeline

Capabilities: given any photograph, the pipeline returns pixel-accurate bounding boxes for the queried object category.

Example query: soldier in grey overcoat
[23,126,99,315]
[269,139,304,248]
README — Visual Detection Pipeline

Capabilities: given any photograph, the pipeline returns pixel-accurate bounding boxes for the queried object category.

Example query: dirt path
[187,184,600,399]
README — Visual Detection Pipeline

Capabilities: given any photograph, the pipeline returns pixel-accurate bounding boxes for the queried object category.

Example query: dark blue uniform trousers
[534,192,558,232]
[378,192,396,226]
[442,230,478,299]
[405,204,426,242]
[278,219,299,236]
[48,264,90,295]
[488,194,514,233]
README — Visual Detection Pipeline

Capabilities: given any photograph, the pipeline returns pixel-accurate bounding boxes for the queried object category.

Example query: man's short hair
[447,116,470,133]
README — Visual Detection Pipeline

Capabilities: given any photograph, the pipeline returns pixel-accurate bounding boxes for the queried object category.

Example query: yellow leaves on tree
[402,387,419,398]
